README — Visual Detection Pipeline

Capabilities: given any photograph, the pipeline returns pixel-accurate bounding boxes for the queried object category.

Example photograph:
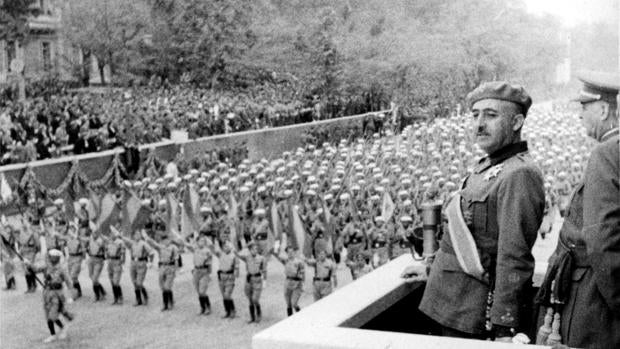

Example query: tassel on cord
[546,312,562,346]
[536,307,554,344]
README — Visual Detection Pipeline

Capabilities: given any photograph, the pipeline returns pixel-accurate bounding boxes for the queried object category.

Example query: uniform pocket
[470,191,489,234]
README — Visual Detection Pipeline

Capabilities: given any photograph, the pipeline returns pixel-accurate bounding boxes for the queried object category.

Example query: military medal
[483,164,503,181]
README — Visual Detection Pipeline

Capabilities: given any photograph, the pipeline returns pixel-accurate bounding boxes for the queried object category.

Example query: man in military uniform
[305,250,337,301]
[214,240,239,318]
[537,71,620,348]
[105,229,126,305]
[26,249,74,343]
[19,219,41,293]
[403,81,545,341]
[145,233,179,311]
[184,235,213,315]
[87,229,107,301]
[56,224,84,298]
[235,241,267,323]
[120,230,153,306]
[272,246,305,316]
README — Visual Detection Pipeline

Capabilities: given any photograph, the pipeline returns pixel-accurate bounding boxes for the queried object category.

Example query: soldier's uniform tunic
[66,236,85,283]
[390,225,413,259]
[87,236,106,283]
[420,142,545,336]
[106,237,125,286]
[157,244,179,291]
[539,130,620,348]
[192,247,212,296]
[35,263,73,321]
[217,250,238,299]
[129,240,151,287]
[310,258,336,300]
[283,256,304,309]
[20,229,40,291]
[241,253,266,303]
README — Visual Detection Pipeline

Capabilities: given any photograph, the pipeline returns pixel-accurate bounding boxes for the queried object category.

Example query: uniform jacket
[420,141,545,335]
[555,131,620,348]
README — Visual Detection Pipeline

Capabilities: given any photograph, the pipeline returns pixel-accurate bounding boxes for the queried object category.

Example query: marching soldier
[235,241,267,323]
[1,224,17,290]
[346,250,373,280]
[403,82,545,341]
[86,229,107,301]
[57,223,85,298]
[26,249,74,343]
[214,240,239,318]
[537,71,620,348]
[272,246,305,316]
[251,208,272,257]
[105,228,126,305]
[305,250,337,301]
[370,217,389,267]
[19,219,41,293]
[144,233,180,311]
[120,230,154,306]
[390,216,414,259]
[184,235,214,315]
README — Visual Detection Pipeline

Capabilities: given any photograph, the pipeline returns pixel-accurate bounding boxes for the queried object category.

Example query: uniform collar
[476,141,528,172]
[601,128,619,142]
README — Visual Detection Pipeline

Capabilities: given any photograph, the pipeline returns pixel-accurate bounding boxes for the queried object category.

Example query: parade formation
[0,84,600,344]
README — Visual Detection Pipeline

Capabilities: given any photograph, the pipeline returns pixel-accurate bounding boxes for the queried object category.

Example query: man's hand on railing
[400,263,428,283]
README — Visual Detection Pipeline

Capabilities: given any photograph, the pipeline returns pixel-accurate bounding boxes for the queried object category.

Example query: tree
[62,0,150,85]
[0,0,37,42]
[139,0,256,87]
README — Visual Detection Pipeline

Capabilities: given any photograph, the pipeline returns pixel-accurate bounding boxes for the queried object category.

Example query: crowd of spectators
[0,84,385,165]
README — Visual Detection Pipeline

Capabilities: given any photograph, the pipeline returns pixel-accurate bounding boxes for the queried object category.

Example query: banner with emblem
[288,202,312,258]
[121,194,150,236]
[180,184,200,237]
[227,193,239,250]
[381,191,395,222]
[94,193,121,235]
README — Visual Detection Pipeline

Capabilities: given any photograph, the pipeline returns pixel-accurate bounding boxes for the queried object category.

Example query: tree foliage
[0,0,37,42]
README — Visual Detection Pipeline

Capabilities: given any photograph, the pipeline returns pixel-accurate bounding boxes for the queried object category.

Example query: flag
[88,189,101,219]
[320,198,334,255]
[227,193,239,249]
[166,193,180,238]
[381,191,395,222]
[270,201,281,240]
[288,202,312,258]
[180,184,200,237]
[94,193,121,235]
[0,173,13,204]
[121,194,150,235]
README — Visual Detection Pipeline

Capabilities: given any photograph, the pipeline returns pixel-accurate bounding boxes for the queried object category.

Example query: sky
[525,0,619,26]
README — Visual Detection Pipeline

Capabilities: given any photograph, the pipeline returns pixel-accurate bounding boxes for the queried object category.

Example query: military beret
[53,198,64,206]
[48,249,63,257]
[572,70,620,104]
[78,198,89,206]
[148,184,158,191]
[158,199,167,207]
[467,81,532,115]
[254,208,266,216]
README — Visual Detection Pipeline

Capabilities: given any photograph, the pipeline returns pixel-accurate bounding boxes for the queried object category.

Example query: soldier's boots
[294,306,301,313]
[287,307,293,316]
[134,288,143,306]
[168,291,174,310]
[248,304,256,323]
[228,300,236,319]
[141,287,149,305]
[199,296,211,315]
[221,299,230,318]
[111,286,123,305]
[255,304,262,323]
[93,284,100,301]
[161,291,169,311]
[4,277,15,290]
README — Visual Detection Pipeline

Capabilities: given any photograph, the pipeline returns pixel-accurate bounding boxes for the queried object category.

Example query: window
[42,42,51,71]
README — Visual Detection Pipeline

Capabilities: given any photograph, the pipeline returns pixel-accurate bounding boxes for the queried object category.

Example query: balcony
[253,254,550,349]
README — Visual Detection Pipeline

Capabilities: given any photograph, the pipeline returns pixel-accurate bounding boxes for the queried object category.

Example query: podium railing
[253,255,550,349]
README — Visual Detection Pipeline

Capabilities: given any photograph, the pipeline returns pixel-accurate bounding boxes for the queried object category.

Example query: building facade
[0,0,80,85]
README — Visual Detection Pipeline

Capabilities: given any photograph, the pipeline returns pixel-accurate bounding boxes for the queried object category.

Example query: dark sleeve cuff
[493,324,514,338]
